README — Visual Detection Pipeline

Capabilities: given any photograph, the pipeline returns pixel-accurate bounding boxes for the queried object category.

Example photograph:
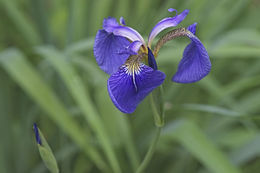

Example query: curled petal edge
[148,9,189,47]
[103,17,146,45]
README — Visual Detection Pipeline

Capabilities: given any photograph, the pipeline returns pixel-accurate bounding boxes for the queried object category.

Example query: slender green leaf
[163,120,241,173]
[36,47,121,173]
[150,86,165,127]
[35,126,59,173]
[182,104,242,117]
[0,0,41,45]
[0,49,107,171]
[231,135,260,165]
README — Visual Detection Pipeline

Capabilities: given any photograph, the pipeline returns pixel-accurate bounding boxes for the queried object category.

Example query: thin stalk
[135,127,162,173]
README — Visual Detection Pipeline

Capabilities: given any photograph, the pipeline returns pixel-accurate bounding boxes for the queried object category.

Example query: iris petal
[148,47,158,70]
[103,17,119,32]
[148,9,189,46]
[120,17,126,25]
[168,8,178,13]
[103,17,146,45]
[172,24,211,83]
[187,22,197,35]
[118,41,143,55]
[94,29,131,74]
[108,64,165,113]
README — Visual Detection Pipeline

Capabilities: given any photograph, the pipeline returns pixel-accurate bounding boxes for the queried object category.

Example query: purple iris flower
[94,9,211,114]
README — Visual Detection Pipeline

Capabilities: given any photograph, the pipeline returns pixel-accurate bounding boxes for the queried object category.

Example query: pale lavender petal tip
[94,29,131,75]
[172,35,211,83]
[168,8,177,13]
[120,17,126,25]
[102,17,145,44]
[108,65,165,113]
[148,9,190,46]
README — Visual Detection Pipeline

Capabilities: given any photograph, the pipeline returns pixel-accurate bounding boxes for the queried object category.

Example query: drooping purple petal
[94,29,131,74]
[108,64,165,113]
[172,24,211,83]
[148,9,189,46]
[118,41,143,55]
[103,17,146,45]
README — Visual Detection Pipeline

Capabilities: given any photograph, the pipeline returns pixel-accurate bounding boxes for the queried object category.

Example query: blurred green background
[0,0,260,172]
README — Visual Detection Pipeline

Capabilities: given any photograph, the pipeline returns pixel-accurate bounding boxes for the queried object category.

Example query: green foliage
[36,126,59,173]
[150,86,165,127]
[0,0,260,173]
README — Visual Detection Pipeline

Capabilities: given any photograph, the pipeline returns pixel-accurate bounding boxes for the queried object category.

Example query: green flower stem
[150,86,165,127]
[135,126,162,173]
[136,86,165,173]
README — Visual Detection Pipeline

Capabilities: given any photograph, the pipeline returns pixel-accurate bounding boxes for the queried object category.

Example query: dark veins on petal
[94,29,131,75]
[108,63,165,113]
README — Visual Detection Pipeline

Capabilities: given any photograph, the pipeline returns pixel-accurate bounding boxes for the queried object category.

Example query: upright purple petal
[120,17,126,25]
[103,17,146,45]
[187,22,197,35]
[148,9,189,46]
[103,17,119,32]
[94,29,131,74]
[172,24,211,83]
[118,41,143,55]
[108,64,165,113]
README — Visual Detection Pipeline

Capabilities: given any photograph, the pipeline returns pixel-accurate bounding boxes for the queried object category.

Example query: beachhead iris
[94,9,211,114]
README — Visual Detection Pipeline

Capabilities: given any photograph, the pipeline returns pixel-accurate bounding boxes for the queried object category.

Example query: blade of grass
[0,0,41,45]
[36,47,121,173]
[211,45,260,58]
[69,55,106,86]
[71,54,140,171]
[182,104,242,117]
[0,72,10,173]
[70,54,140,170]
[65,38,94,54]
[0,142,7,173]
[213,128,256,149]
[67,0,89,43]
[115,0,130,19]
[209,0,252,39]
[212,29,260,48]
[220,75,260,100]
[135,0,153,21]
[0,48,107,171]
[31,0,52,44]
[230,134,260,165]
[163,120,241,173]
[96,86,140,171]
[89,0,113,36]
[234,90,260,113]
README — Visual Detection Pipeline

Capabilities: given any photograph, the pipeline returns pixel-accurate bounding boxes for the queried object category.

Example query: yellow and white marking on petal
[123,54,145,91]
